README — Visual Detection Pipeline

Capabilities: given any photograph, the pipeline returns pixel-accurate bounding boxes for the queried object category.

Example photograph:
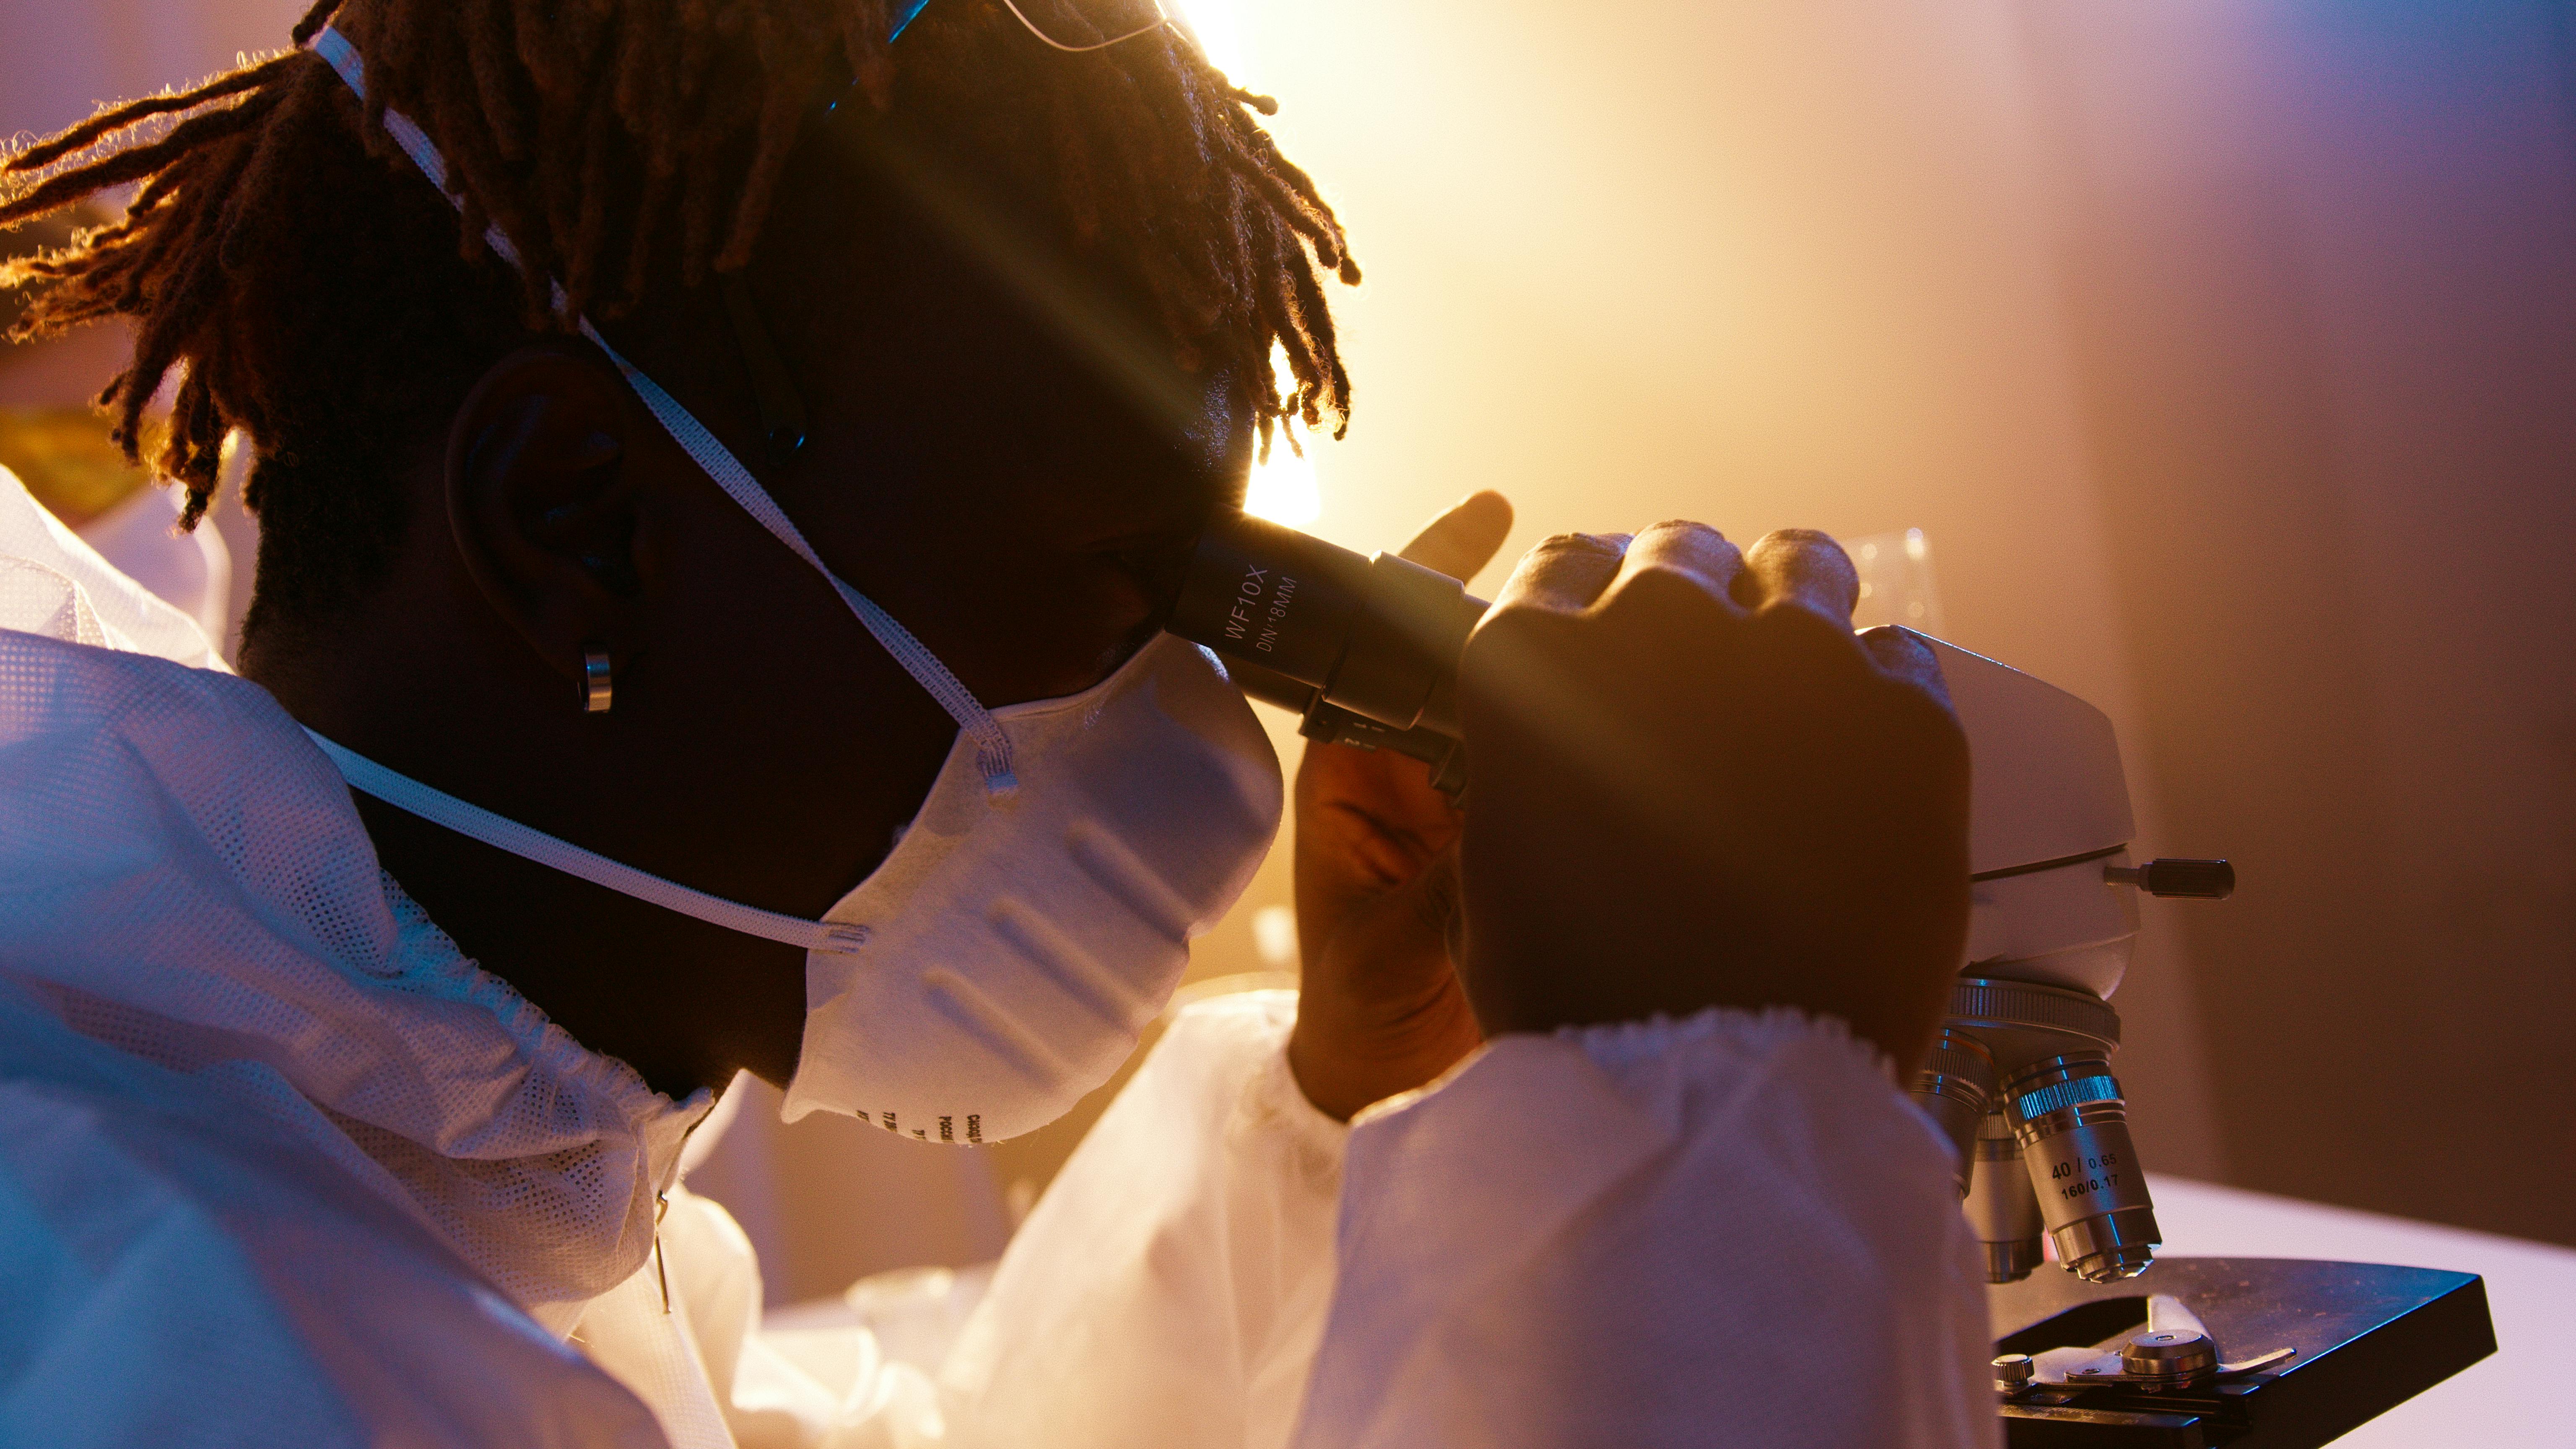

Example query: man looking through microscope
[0,0,1989,1442]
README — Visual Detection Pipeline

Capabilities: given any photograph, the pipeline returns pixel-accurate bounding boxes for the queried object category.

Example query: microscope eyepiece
[1167,511,1489,795]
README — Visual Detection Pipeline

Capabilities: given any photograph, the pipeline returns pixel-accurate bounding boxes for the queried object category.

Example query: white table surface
[2141,1174,2575,1446]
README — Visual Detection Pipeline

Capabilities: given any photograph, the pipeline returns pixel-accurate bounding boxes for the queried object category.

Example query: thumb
[1397,491,1514,583]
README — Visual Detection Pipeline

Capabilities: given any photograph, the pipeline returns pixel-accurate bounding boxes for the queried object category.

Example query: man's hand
[1456,522,1969,1075]
[1286,491,1513,1122]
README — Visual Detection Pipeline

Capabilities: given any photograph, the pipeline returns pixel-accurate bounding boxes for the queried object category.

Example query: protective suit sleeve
[0,976,668,1449]
[1288,1005,1998,1449]
[0,466,225,669]
[937,989,1345,1449]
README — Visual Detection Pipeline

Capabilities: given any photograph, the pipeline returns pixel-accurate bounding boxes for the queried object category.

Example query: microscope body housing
[1903,634,2166,1286]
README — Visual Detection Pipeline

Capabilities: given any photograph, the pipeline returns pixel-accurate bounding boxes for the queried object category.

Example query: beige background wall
[2006,1,2576,1242]
[0,0,301,139]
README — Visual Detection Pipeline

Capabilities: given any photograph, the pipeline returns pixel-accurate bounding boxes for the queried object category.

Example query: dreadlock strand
[1279,255,1351,432]
[116,257,211,459]
[565,72,623,317]
[528,10,610,196]
[1,55,297,174]
[520,77,588,297]
[716,9,834,273]
[841,0,896,110]
[461,0,530,160]
[1218,155,1259,322]
[1265,273,1322,414]
[678,142,724,286]
[1143,62,1241,332]
[620,158,678,310]
[1213,134,1341,269]
[604,8,650,132]
[0,95,275,231]
[1127,46,1261,321]
[675,0,723,107]
[218,61,336,273]
[713,89,805,274]
[127,163,196,218]
[166,365,223,515]
[1215,104,1345,247]
[1241,228,1300,403]
[615,8,680,158]
[291,0,347,48]
[365,0,425,145]
[1046,80,1106,244]
[410,38,559,317]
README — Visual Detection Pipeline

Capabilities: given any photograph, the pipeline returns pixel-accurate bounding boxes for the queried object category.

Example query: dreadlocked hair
[0,0,1358,628]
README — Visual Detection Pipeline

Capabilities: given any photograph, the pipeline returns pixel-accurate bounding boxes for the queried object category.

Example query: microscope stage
[1985,1256,2495,1447]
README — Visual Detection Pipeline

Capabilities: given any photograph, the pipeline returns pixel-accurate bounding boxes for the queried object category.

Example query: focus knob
[2105,858,2236,899]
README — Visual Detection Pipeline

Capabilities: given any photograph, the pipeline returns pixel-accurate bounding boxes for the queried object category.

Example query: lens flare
[1244,441,1321,525]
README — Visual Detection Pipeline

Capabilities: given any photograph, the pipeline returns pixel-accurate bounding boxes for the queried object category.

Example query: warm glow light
[1251,904,1298,969]
[1169,8,1318,525]
[1244,438,1321,525]
[1242,336,1323,524]
[1166,0,1249,80]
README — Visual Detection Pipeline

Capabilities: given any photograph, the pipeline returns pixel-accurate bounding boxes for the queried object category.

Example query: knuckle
[1753,526,1847,556]
[1859,624,1952,697]
[1752,593,1854,639]
[1605,561,1719,614]
[1749,530,1858,585]
[1859,621,1926,655]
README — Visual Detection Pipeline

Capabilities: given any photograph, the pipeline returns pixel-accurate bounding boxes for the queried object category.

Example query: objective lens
[2004,1053,2161,1282]
[1965,1111,2044,1282]
[1907,1029,1995,1200]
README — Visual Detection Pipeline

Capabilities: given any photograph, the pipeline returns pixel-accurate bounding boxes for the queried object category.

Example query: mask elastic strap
[307,26,1018,795]
[308,729,870,956]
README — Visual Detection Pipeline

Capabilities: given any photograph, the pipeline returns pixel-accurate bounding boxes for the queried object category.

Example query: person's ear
[445,345,646,694]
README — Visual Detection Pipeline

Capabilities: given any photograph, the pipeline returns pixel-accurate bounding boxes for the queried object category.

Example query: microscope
[1170,512,2497,1448]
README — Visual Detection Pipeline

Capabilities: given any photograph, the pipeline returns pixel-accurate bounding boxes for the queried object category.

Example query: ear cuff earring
[581,648,613,714]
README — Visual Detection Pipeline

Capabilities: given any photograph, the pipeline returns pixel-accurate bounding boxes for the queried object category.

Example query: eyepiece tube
[1168,511,1489,794]
[2004,1053,2162,1282]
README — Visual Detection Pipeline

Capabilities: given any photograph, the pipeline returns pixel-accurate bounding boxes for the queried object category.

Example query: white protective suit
[0,467,1996,1448]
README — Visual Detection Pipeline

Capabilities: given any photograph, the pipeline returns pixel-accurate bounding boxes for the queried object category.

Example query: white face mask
[785,632,1278,1141]
[304,28,1283,1142]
